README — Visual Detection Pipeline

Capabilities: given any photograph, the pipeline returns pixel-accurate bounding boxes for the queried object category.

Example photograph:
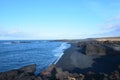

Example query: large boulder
[0,64,37,80]
[19,64,36,74]
[40,65,85,80]
[0,70,18,80]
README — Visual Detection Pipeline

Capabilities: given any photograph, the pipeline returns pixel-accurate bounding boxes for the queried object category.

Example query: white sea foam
[53,42,71,64]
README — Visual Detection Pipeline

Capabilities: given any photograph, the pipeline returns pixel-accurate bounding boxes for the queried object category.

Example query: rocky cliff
[77,41,120,56]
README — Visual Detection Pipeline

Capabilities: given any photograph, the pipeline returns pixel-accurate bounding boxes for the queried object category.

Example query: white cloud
[88,13,120,38]
[102,13,120,30]
[0,27,27,39]
[0,27,72,39]
[108,14,120,21]
[8,29,21,34]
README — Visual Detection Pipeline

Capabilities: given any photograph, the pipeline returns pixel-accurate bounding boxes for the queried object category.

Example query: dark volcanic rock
[40,65,85,80]
[40,65,56,79]
[0,64,38,80]
[19,64,36,74]
[85,44,106,56]
[0,70,18,80]
[78,41,120,56]
[40,64,120,80]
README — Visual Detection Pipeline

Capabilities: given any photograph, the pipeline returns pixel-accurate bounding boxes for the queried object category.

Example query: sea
[0,40,70,74]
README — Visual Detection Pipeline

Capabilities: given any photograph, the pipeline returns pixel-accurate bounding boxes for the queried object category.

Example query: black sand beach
[56,41,120,74]
[56,42,96,72]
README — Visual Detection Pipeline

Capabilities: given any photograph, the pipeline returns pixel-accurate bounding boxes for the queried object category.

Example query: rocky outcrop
[0,64,120,80]
[77,41,106,56]
[0,64,40,80]
[19,64,36,74]
[40,65,85,80]
[85,44,106,56]
[78,41,120,56]
[41,65,120,80]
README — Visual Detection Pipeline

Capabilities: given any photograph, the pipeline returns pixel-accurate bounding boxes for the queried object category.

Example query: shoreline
[56,41,97,73]
[53,42,71,64]
[56,40,120,74]
[0,38,120,80]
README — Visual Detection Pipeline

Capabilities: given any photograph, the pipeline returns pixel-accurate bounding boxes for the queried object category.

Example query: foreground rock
[41,65,120,80]
[0,64,120,80]
[0,64,41,80]
[40,65,85,80]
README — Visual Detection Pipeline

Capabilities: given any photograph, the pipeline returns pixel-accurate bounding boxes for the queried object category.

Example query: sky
[0,0,120,40]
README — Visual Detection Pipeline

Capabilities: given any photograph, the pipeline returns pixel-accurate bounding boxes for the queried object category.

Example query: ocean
[0,40,70,74]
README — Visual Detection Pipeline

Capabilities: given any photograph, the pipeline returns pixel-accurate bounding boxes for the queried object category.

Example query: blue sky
[0,0,120,40]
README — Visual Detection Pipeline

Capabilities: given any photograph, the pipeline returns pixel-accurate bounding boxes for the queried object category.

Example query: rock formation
[0,64,40,80]
[78,41,120,56]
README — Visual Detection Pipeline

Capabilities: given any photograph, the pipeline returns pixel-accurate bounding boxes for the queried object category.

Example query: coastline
[0,38,120,80]
[53,42,71,64]
[56,40,120,74]
[55,41,96,73]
